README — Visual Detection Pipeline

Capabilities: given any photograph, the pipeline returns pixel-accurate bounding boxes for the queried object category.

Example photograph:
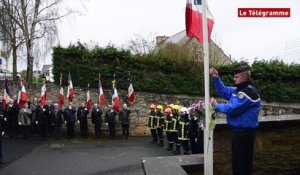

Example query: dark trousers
[122,124,129,138]
[38,124,47,139]
[150,129,157,143]
[0,135,3,162]
[167,132,177,143]
[54,124,62,139]
[157,128,164,143]
[232,129,256,175]
[21,125,29,139]
[108,122,115,138]
[180,140,190,153]
[66,122,75,138]
[94,123,101,138]
[80,121,88,138]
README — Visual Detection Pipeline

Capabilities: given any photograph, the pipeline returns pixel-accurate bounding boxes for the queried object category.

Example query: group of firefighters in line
[148,104,204,155]
[0,95,132,140]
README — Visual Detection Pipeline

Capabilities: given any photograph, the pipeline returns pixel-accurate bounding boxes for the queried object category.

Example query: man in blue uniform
[210,63,261,175]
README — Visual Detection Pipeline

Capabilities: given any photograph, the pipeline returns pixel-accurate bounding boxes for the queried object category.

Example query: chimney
[156,36,169,46]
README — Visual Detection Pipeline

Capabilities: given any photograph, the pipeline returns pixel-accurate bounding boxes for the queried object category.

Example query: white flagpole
[202,0,213,174]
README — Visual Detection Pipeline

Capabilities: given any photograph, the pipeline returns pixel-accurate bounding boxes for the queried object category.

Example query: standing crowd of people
[0,96,132,141]
[148,103,204,155]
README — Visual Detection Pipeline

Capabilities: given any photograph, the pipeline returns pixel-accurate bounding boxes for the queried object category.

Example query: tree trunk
[11,38,18,81]
[26,41,33,89]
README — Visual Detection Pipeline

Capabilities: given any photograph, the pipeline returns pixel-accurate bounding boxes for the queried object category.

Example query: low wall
[214,116,300,175]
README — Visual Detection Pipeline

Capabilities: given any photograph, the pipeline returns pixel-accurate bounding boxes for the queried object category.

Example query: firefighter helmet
[156,105,163,111]
[150,104,156,109]
[164,107,172,113]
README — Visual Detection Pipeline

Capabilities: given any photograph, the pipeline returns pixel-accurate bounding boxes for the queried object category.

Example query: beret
[232,63,250,74]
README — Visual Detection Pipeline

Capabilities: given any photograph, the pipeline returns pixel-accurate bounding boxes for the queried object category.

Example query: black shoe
[0,161,5,164]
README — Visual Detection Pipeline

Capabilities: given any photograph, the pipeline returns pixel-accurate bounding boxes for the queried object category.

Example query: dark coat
[50,109,64,126]
[63,107,76,123]
[119,109,131,125]
[105,110,117,123]
[91,108,103,125]
[77,107,89,122]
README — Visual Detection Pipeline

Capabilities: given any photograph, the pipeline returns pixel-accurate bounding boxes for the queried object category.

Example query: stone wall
[214,119,300,175]
[2,82,300,136]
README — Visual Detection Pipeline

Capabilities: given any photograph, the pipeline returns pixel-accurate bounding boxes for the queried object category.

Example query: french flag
[59,86,64,109]
[185,0,214,43]
[59,74,64,109]
[111,80,120,111]
[67,73,75,102]
[128,79,136,105]
[40,82,47,107]
[86,84,92,110]
[3,79,11,109]
[99,78,105,107]
[17,79,28,108]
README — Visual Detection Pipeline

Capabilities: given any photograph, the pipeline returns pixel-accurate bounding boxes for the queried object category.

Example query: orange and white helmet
[150,104,156,109]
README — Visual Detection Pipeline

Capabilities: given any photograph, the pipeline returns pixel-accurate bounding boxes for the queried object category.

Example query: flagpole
[202,0,213,174]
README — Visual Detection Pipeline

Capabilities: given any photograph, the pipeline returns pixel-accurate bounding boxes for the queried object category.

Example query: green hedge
[52,43,300,103]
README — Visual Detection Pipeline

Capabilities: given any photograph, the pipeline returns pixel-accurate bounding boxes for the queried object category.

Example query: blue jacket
[213,77,261,131]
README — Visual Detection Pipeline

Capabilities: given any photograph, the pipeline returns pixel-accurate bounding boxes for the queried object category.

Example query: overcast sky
[51,0,300,66]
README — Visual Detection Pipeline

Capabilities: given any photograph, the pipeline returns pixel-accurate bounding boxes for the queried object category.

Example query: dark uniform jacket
[178,114,190,140]
[91,108,103,125]
[119,109,131,125]
[51,109,64,125]
[148,110,156,129]
[105,110,117,123]
[77,107,89,123]
[63,107,76,123]
[36,106,49,125]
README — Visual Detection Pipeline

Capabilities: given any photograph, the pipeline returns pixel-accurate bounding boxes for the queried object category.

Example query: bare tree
[0,0,25,81]
[124,33,156,55]
[0,0,72,88]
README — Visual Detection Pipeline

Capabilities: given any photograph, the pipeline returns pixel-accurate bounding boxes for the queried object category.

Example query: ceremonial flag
[86,84,92,110]
[127,78,136,105]
[99,76,105,107]
[3,79,11,109]
[111,78,120,111]
[59,74,64,109]
[40,82,47,107]
[17,79,28,108]
[185,0,214,43]
[67,73,74,102]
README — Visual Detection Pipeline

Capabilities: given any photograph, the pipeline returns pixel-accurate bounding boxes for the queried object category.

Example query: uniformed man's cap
[232,63,250,75]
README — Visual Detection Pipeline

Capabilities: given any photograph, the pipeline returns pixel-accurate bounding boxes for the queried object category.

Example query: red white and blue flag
[67,73,74,102]
[185,0,214,43]
[99,77,105,107]
[59,74,64,109]
[17,79,28,108]
[3,79,11,109]
[111,79,120,111]
[40,82,47,107]
[86,84,92,110]
[127,78,136,105]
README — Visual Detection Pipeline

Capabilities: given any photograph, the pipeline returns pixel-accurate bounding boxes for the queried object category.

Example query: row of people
[0,95,131,140]
[148,104,204,155]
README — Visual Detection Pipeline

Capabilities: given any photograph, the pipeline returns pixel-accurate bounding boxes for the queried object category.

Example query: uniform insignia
[239,93,245,99]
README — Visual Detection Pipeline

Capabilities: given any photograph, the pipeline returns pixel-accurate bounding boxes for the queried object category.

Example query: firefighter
[178,107,191,155]
[156,105,165,147]
[170,104,180,155]
[148,104,157,144]
[165,107,178,152]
